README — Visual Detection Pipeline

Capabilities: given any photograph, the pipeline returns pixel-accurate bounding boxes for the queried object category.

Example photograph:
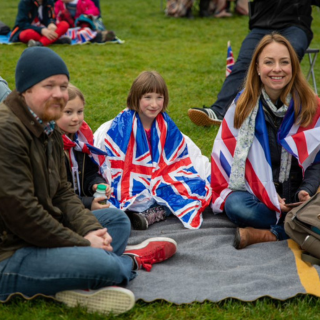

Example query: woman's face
[256,41,292,103]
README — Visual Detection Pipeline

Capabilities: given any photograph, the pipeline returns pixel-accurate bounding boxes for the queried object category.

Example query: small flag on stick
[226,41,234,77]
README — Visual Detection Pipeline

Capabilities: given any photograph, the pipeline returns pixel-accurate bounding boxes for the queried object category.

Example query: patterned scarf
[62,121,108,194]
[229,89,292,191]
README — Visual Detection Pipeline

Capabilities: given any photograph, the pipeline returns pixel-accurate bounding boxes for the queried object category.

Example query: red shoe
[124,237,177,272]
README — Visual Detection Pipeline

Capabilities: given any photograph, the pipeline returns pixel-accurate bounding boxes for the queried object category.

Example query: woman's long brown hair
[234,32,317,129]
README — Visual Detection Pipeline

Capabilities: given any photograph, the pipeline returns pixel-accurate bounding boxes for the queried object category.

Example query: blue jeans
[211,26,310,118]
[0,208,136,301]
[224,191,289,240]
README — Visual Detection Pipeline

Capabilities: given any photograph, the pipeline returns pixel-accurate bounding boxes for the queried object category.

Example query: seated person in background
[0,47,177,314]
[166,0,233,18]
[211,33,320,249]
[55,0,115,43]
[188,0,320,127]
[56,83,112,211]
[55,0,100,28]
[0,76,11,102]
[10,0,71,47]
[94,71,212,230]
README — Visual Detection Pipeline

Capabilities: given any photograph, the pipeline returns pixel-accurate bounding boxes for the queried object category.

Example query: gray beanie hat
[15,47,70,93]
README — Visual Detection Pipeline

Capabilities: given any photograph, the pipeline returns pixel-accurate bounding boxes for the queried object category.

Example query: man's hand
[84,228,113,251]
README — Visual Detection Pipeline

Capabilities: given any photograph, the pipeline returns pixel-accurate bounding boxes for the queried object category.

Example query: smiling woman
[211,32,320,250]
[256,41,293,104]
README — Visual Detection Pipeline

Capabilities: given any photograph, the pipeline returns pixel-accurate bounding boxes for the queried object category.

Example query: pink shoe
[124,237,177,272]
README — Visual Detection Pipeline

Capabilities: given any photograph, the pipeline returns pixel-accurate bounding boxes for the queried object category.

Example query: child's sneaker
[124,237,177,271]
[55,286,135,315]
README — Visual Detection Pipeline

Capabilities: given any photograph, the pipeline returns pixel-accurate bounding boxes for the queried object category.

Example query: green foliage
[0,0,320,318]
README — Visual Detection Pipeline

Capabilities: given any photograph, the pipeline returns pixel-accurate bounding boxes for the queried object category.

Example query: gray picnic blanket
[126,208,320,303]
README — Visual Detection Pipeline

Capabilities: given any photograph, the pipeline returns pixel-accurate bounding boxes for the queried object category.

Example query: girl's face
[138,92,164,129]
[56,95,84,134]
[256,41,292,103]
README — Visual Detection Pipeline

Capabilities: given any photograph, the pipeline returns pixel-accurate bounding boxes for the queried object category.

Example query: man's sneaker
[124,237,177,272]
[54,36,72,45]
[55,286,135,315]
[188,106,223,127]
[28,39,43,47]
[126,211,148,230]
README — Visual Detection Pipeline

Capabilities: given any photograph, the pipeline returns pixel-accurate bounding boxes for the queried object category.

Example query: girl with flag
[94,71,212,230]
[56,84,112,210]
[211,33,320,249]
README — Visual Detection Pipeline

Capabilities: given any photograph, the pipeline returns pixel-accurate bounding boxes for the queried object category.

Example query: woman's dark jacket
[64,149,105,209]
[262,97,320,203]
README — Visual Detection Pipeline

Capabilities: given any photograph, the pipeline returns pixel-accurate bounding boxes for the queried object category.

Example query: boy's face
[56,95,84,134]
[23,74,69,122]
[138,92,164,129]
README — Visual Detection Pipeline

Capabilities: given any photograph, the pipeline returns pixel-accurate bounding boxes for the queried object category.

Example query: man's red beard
[42,98,66,122]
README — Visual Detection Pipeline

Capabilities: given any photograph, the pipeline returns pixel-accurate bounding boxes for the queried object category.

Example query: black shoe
[28,39,43,47]
[126,211,148,230]
[188,106,223,127]
[54,36,72,45]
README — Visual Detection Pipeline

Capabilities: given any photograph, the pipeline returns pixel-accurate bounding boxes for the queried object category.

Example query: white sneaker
[55,286,135,315]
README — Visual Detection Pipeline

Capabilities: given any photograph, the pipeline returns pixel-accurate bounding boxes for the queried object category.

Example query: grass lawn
[1,0,320,319]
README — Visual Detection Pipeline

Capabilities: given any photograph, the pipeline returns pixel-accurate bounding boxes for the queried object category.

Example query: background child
[56,84,111,210]
[94,71,212,230]
[54,0,115,43]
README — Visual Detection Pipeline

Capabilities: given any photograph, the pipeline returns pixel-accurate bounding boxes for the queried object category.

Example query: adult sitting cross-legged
[0,47,177,315]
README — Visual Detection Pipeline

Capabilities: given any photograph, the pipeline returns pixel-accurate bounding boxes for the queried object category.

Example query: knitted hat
[15,47,70,93]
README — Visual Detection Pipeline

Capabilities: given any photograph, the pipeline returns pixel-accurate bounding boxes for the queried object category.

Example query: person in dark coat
[0,47,177,314]
[10,0,71,46]
[188,0,320,127]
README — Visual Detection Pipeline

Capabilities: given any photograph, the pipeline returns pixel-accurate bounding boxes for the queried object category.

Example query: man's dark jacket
[0,91,102,262]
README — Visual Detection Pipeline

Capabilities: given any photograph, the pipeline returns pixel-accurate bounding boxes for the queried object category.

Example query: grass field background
[1,0,320,319]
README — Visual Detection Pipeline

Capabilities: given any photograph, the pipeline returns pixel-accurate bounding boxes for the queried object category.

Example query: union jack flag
[65,27,97,44]
[211,96,320,220]
[102,110,212,229]
[226,41,234,77]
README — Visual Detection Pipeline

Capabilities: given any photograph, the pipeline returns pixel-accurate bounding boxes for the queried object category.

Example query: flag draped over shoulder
[62,121,109,182]
[226,41,234,77]
[103,110,212,229]
[211,96,320,219]
[278,98,320,173]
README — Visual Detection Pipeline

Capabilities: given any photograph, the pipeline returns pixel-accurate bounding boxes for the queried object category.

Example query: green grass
[1,0,320,318]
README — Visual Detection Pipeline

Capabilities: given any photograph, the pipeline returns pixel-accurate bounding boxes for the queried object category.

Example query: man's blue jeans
[211,26,310,118]
[224,191,289,240]
[0,208,136,301]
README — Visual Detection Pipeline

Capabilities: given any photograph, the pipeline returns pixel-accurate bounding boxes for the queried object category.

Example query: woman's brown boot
[233,227,277,249]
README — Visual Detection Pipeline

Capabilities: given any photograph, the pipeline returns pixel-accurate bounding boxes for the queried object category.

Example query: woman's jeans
[0,208,136,301]
[224,191,289,241]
